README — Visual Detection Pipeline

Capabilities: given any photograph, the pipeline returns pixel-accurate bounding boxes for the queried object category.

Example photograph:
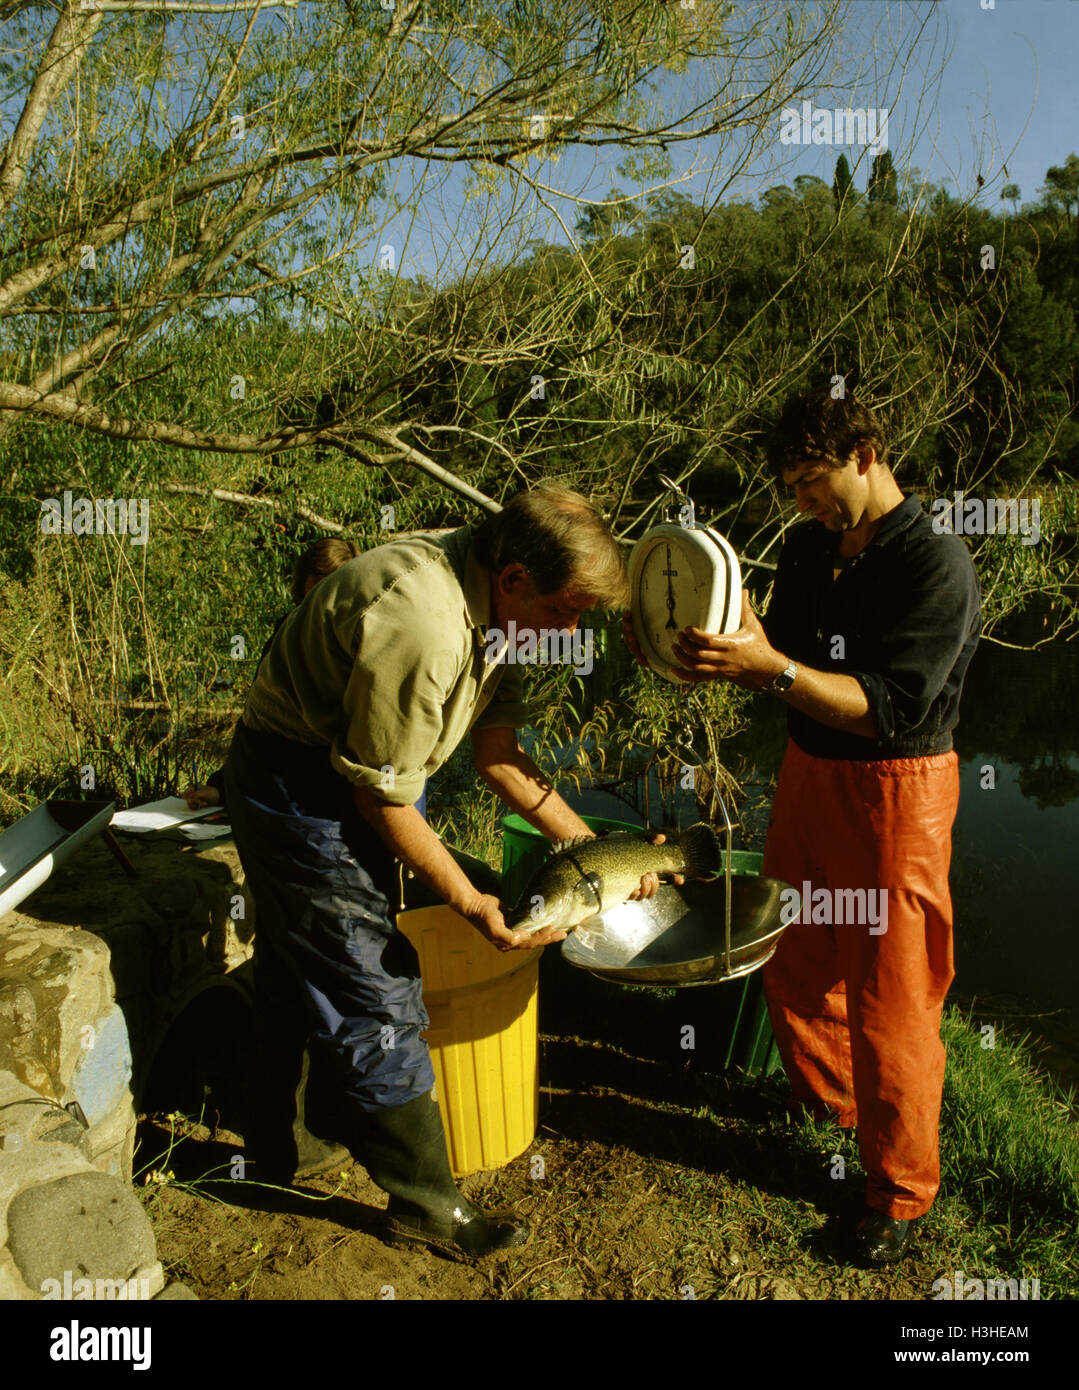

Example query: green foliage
[866,151,898,206]
[5,145,1078,818]
[523,615,753,826]
[2,7,1076,821]
[1038,155,1079,222]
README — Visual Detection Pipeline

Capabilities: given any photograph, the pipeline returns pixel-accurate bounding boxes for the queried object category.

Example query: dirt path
[134,937,1079,1301]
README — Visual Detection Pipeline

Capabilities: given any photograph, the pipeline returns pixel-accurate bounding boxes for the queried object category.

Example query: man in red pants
[670,390,981,1265]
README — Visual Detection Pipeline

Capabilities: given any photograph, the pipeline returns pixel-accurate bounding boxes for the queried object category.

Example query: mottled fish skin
[507,825,721,934]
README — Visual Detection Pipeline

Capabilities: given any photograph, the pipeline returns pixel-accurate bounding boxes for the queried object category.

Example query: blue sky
[378,0,1079,280]
[842,0,1077,205]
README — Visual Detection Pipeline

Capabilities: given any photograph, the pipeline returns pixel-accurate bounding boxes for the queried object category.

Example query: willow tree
[0,0,862,492]
[0,0,857,801]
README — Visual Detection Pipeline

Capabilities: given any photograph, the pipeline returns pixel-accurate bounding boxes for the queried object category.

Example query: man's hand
[672,593,785,689]
[181,785,220,809]
[621,613,696,685]
[462,892,567,952]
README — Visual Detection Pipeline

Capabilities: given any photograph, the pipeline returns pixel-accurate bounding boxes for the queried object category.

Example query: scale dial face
[629,524,741,683]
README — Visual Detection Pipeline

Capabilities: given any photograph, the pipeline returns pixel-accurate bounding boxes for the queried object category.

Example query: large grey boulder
[6,1170,162,1299]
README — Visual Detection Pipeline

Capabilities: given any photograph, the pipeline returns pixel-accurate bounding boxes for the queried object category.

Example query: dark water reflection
[949,634,1079,1019]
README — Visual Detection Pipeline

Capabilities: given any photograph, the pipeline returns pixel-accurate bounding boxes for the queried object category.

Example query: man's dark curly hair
[765,390,890,478]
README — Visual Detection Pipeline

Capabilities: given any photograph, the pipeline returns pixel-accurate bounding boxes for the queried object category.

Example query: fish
[507,824,723,935]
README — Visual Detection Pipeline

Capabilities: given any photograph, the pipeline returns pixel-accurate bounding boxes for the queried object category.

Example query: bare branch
[0,378,315,451]
[161,481,348,533]
[325,428,502,513]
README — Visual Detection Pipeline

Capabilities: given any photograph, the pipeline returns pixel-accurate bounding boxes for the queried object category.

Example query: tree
[2,2,1072,822]
[0,0,858,503]
[1038,154,1079,227]
[867,151,898,206]
[832,154,854,212]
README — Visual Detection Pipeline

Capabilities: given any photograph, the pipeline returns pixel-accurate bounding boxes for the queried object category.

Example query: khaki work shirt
[241,526,529,805]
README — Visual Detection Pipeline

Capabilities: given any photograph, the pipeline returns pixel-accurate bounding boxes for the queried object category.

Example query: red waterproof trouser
[761,740,960,1219]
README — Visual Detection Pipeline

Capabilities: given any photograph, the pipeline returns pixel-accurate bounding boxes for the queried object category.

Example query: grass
[930,1008,1079,1295]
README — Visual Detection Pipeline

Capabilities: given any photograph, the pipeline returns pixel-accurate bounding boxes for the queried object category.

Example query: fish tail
[676,822,723,879]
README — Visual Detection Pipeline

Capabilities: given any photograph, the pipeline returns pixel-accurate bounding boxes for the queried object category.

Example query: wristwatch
[767,659,797,693]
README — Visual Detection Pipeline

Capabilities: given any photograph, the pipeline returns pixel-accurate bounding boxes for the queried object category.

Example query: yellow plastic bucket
[395,905,539,1177]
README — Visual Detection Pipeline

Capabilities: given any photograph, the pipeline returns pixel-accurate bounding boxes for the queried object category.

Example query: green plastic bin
[498,817,782,1079]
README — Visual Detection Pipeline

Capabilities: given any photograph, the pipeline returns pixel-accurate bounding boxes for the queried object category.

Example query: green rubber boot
[356,1092,530,1261]
[290,1049,352,1181]
[243,1037,350,1187]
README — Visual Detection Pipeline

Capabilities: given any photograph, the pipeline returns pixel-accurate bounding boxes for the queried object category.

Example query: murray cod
[508,825,722,935]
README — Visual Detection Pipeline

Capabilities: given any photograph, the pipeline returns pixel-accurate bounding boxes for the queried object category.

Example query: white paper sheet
[110,797,220,832]
[177,822,233,841]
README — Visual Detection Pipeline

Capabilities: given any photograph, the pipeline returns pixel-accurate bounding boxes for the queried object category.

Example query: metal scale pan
[561,787,796,987]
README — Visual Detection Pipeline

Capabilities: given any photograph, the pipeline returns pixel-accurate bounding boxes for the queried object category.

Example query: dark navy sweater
[761,494,982,760]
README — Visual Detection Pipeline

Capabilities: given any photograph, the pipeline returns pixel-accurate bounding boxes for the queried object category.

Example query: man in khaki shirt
[243,524,533,850]
[224,485,645,1260]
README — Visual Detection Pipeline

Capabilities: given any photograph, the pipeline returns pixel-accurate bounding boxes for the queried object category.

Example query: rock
[8,1055,58,1101]
[0,838,253,1295]
[84,1101,137,1179]
[34,1115,91,1158]
[0,927,114,1086]
[6,1171,157,1294]
[0,1088,102,1208]
[68,1005,133,1126]
[0,1250,35,1300]
[153,1281,199,1300]
[0,938,41,965]
[131,1260,166,1299]
[0,984,37,1035]
[28,948,82,991]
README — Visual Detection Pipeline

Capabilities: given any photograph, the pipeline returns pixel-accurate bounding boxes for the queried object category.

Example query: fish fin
[548,834,596,856]
[573,925,600,952]
[677,822,724,879]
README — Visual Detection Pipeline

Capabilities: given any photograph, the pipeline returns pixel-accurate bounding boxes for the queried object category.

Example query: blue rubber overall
[223,720,435,1142]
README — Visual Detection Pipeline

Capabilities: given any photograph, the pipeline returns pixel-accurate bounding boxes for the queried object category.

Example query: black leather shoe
[853,1210,916,1266]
